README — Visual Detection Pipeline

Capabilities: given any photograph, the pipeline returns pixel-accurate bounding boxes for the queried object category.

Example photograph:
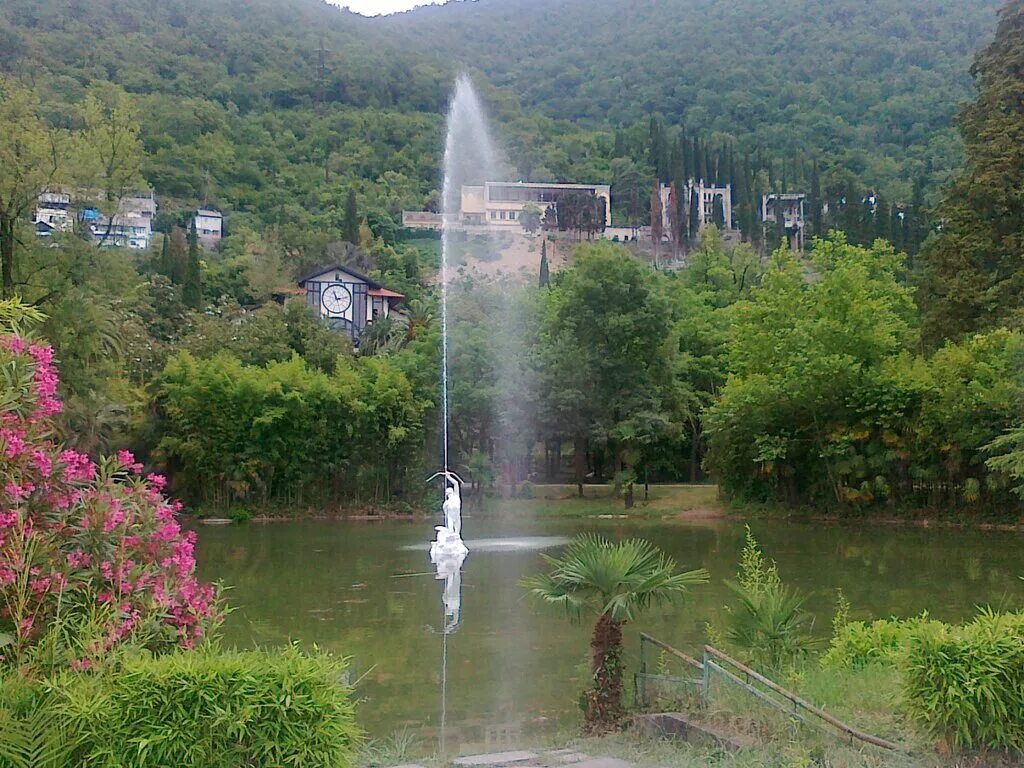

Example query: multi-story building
[83,193,157,250]
[460,181,611,227]
[192,209,223,248]
[655,181,734,238]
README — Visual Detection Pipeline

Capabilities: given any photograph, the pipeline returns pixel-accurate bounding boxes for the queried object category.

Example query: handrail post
[701,647,710,705]
[638,634,647,708]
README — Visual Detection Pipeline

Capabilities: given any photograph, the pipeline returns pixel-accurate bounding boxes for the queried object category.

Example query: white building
[460,181,611,227]
[192,209,223,248]
[761,193,807,250]
[32,191,73,236]
[85,193,157,250]
[298,264,405,346]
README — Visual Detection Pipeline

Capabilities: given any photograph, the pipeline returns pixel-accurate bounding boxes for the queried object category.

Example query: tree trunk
[574,435,585,497]
[585,613,624,731]
[689,423,701,482]
[1,217,14,299]
[624,483,634,509]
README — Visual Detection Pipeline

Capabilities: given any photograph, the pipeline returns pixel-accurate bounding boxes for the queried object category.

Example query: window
[490,211,497,219]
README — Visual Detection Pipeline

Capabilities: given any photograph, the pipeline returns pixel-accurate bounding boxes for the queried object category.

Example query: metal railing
[631,633,908,754]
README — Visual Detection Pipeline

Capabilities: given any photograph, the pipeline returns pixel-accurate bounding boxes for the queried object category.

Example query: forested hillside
[386,0,1002,198]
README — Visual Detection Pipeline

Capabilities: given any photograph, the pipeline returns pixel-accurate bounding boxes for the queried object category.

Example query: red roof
[368,288,404,299]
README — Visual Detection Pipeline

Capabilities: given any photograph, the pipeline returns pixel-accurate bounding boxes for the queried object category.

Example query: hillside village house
[81,193,157,250]
[192,209,223,248]
[32,191,73,237]
[298,264,405,346]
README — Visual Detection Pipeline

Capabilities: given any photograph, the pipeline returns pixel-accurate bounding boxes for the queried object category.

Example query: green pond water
[195,514,1024,749]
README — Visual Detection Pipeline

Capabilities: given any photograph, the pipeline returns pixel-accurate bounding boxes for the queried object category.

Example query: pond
[194,513,1024,751]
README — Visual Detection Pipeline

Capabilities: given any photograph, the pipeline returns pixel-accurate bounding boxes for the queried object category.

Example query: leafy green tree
[342,188,359,244]
[521,535,708,731]
[519,203,542,234]
[0,79,66,297]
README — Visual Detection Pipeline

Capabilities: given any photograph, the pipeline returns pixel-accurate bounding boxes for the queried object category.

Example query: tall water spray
[440,75,499,470]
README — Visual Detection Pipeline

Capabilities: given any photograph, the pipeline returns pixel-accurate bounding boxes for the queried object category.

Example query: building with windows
[298,264,405,346]
[83,193,157,250]
[655,182,734,238]
[32,191,73,236]
[460,181,611,227]
[192,209,223,248]
[761,193,806,250]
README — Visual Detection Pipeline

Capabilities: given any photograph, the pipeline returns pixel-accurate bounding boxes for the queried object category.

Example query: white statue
[428,470,468,560]
[434,549,466,633]
[442,475,462,536]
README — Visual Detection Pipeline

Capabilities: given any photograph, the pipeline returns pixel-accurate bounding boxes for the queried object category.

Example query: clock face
[321,283,352,315]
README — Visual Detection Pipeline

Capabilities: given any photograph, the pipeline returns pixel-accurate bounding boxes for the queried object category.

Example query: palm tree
[521,535,708,731]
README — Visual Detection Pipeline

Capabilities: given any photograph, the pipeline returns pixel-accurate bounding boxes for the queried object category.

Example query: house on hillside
[298,264,405,346]
[192,209,223,248]
[32,191,73,236]
[82,192,157,250]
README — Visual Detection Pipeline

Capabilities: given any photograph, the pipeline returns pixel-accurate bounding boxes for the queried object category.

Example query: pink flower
[146,473,167,489]
[116,450,143,473]
[31,449,53,477]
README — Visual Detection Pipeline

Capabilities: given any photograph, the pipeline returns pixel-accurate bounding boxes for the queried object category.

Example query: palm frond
[520,534,709,622]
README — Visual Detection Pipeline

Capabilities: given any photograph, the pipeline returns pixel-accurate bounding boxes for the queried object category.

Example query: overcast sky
[330,0,446,16]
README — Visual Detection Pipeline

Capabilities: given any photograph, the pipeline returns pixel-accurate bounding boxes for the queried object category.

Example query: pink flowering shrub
[0,332,220,669]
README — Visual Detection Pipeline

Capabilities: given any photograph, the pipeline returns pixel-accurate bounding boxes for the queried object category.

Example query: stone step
[453,750,540,766]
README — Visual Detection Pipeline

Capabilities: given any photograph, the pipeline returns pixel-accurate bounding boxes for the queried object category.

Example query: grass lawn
[475,484,723,519]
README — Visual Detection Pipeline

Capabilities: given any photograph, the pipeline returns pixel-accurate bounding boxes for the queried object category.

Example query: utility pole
[314,36,329,115]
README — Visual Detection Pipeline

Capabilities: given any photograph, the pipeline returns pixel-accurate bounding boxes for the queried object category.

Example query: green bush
[42,646,360,768]
[822,615,947,668]
[904,610,1024,752]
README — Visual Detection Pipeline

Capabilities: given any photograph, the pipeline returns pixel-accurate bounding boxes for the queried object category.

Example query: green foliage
[706,234,1024,513]
[735,525,780,596]
[916,0,1024,344]
[822,615,947,669]
[904,609,1024,751]
[521,534,708,624]
[386,0,1000,199]
[522,535,707,729]
[182,221,202,309]
[721,528,815,671]
[155,350,426,507]
[40,645,360,768]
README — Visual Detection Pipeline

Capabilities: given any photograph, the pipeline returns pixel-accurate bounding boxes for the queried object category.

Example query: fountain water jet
[430,74,500,562]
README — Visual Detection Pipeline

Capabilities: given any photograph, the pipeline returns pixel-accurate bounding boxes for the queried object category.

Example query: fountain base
[430,526,469,561]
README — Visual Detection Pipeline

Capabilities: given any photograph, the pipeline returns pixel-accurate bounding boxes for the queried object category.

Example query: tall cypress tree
[156,232,171,277]
[539,239,550,287]
[182,220,202,309]
[917,1,1024,344]
[809,160,822,237]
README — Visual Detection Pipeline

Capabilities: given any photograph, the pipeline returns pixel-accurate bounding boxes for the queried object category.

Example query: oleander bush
[0,312,220,672]
[22,646,360,768]
[904,609,1024,752]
